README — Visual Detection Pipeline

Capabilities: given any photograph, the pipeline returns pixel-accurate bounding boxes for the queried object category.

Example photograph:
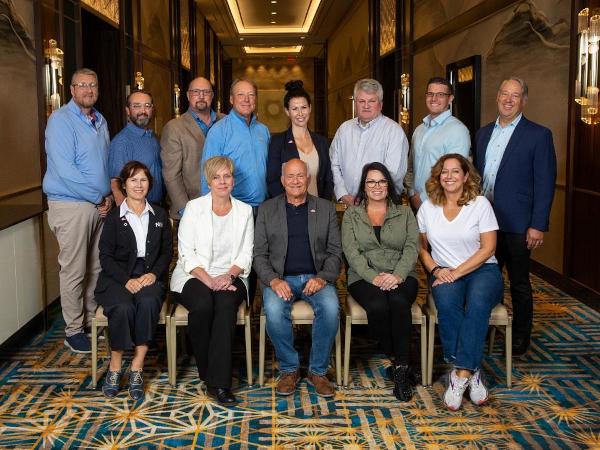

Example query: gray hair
[71,68,98,85]
[499,76,528,99]
[230,77,258,97]
[281,158,308,176]
[354,78,383,102]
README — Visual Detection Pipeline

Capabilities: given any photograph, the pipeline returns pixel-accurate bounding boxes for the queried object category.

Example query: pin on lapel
[155,222,163,228]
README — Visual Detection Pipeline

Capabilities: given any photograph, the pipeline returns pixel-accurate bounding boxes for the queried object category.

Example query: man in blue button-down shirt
[43,68,113,354]
[201,78,270,208]
[108,90,164,206]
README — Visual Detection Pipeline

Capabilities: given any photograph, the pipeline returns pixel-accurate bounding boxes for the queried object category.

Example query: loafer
[276,370,300,396]
[307,372,335,398]
[102,369,122,398]
[64,333,91,353]
[392,365,414,402]
[128,369,145,401]
[207,386,238,405]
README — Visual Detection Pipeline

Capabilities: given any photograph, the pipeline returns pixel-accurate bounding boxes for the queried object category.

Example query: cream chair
[167,301,253,386]
[343,294,428,387]
[426,293,512,387]
[91,300,170,388]
[258,300,342,386]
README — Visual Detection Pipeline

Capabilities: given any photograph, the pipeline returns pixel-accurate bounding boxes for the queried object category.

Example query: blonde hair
[204,156,234,181]
[425,154,481,206]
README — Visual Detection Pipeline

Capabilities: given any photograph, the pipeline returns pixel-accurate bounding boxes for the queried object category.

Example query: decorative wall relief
[379,0,396,56]
[81,0,119,26]
[180,0,191,71]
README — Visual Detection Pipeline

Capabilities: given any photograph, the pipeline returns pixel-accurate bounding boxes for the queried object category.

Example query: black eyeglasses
[365,179,388,188]
[425,92,451,99]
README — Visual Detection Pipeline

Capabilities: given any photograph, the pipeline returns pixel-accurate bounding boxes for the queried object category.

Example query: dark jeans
[178,277,246,388]
[348,277,418,365]
[496,231,533,342]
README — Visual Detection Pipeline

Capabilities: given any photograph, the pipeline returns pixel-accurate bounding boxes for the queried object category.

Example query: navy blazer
[267,128,334,200]
[474,116,556,234]
[95,203,173,294]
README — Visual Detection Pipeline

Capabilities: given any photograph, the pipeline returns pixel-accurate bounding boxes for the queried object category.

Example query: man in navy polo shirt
[109,90,164,206]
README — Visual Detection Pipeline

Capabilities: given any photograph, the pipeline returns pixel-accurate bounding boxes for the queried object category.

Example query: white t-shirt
[207,210,234,277]
[417,196,498,268]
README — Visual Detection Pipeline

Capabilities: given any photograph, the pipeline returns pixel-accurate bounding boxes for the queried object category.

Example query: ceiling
[195,0,356,58]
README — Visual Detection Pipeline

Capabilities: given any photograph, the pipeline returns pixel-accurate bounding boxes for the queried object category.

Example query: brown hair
[425,154,481,206]
[119,161,153,196]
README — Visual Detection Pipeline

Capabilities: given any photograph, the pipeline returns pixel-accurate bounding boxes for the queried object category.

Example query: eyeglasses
[188,89,213,97]
[425,92,451,99]
[129,102,154,110]
[234,92,257,100]
[365,179,388,188]
[72,82,98,89]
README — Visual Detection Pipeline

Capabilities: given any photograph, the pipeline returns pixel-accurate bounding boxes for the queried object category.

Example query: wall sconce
[135,71,145,90]
[349,95,355,118]
[44,39,64,117]
[400,73,410,126]
[173,84,181,118]
[575,8,600,125]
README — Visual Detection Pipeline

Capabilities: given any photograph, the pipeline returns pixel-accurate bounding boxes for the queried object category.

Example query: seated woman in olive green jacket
[341,161,419,402]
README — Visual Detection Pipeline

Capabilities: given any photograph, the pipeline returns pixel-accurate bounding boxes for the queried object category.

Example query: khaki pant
[48,201,103,337]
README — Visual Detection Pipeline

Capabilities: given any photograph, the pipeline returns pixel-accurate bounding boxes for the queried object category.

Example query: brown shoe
[276,370,300,396]
[307,372,335,398]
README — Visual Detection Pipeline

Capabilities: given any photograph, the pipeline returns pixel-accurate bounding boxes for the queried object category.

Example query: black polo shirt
[284,201,316,276]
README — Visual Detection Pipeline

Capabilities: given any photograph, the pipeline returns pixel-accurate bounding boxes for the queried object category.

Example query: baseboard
[530,260,600,312]
[0,297,60,352]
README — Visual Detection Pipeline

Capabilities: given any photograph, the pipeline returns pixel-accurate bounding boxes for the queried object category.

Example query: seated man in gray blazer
[254,158,342,398]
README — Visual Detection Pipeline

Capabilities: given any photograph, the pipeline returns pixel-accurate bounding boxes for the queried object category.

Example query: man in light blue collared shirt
[406,77,470,210]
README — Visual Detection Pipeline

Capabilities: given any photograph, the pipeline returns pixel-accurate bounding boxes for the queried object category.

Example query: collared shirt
[201,110,270,206]
[284,201,316,276]
[120,199,154,258]
[330,114,409,200]
[43,99,110,203]
[482,114,523,201]
[108,123,164,204]
[407,109,470,200]
[190,108,218,136]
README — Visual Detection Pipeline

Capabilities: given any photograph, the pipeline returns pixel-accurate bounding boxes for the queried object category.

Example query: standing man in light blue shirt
[201,78,270,209]
[406,77,470,210]
[44,68,112,353]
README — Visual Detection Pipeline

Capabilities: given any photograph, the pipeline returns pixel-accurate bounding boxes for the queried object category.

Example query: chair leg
[245,318,253,386]
[343,316,352,387]
[489,326,497,355]
[169,318,177,387]
[165,314,171,386]
[419,319,427,386]
[427,317,436,386]
[258,311,266,386]
[335,322,342,386]
[505,323,512,388]
[91,318,98,389]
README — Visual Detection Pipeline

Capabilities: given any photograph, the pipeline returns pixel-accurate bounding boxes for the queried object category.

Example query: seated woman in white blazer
[170,156,254,405]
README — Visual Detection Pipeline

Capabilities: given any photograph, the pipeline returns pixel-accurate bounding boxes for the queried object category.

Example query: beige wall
[232,57,315,134]
[412,0,569,272]
[327,0,371,138]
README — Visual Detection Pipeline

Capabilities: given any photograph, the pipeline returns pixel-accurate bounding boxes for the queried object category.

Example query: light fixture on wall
[135,71,145,90]
[399,73,410,126]
[575,8,600,125]
[44,39,64,117]
[173,84,181,118]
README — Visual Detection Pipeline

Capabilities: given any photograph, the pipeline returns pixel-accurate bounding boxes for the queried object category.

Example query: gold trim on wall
[379,0,396,56]
[80,0,119,25]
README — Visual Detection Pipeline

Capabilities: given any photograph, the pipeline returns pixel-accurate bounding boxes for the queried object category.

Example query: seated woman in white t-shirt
[417,153,503,412]
[170,156,254,405]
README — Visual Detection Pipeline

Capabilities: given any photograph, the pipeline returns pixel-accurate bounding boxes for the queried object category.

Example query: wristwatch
[229,273,236,282]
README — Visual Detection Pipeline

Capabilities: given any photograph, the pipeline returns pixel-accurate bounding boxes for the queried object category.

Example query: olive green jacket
[341,203,419,287]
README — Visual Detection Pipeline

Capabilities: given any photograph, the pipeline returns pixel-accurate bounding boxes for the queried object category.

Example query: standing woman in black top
[267,80,334,200]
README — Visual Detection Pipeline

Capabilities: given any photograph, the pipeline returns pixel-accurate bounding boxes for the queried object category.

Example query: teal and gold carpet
[0,275,599,449]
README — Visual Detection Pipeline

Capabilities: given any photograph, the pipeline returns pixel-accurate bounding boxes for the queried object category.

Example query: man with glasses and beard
[161,77,223,219]
[109,90,164,206]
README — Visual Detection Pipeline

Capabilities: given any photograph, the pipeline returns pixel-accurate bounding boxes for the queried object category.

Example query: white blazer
[170,192,254,300]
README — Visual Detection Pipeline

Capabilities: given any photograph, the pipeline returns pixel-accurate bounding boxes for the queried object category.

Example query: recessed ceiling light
[239,37,244,41]
[271,11,277,15]
[271,0,277,3]
[270,20,276,24]
[300,36,305,39]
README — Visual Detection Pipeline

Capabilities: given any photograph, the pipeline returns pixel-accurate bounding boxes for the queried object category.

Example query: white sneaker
[469,369,489,406]
[443,369,470,411]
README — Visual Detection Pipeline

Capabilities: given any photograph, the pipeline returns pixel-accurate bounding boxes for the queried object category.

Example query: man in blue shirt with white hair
[43,68,112,353]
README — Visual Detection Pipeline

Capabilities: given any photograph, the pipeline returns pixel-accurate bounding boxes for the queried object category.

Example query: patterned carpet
[0,274,599,449]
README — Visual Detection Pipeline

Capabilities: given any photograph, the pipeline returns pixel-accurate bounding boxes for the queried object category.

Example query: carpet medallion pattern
[0,275,598,449]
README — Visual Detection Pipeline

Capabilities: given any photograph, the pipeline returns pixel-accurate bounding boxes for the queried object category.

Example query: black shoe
[102,369,122,398]
[207,386,238,405]
[386,365,420,386]
[128,369,145,401]
[512,337,530,357]
[392,365,414,402]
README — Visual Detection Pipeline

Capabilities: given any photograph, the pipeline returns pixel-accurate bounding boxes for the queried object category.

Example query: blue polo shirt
[190,109,218,136]
[201,110,270,206]
[43,99,110,204]
[108,123,164,204]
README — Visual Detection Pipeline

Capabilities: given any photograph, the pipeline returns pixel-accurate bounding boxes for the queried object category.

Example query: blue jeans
[431,264,503,372]
[263,274,340,376]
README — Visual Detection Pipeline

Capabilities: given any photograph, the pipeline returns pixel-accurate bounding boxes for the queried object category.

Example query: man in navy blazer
[475,77,556,356]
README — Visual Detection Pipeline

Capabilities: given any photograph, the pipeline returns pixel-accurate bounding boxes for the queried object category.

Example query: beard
[130,113,151,128]
[192,99,210,113]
